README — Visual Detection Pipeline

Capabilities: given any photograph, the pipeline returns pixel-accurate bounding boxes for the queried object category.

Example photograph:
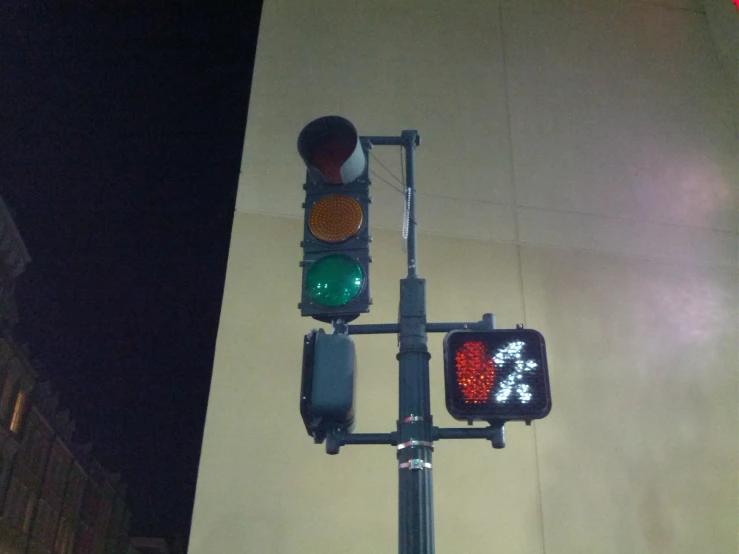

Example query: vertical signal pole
[395,130,435,554]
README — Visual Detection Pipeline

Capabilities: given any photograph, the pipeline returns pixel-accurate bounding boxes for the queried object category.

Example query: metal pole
[396,130,434,554]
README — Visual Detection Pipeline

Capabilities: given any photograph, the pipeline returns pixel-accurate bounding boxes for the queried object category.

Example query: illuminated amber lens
[455,340,496,403]
[308,195,363,243]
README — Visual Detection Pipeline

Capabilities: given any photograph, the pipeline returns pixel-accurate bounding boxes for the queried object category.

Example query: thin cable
[369,169,404,194]
[499,4,546,553]
[401,145,410,252]
[401,146,414,224]
[400,145,405,187]
[370,152,406,187]
[402,187,411,246]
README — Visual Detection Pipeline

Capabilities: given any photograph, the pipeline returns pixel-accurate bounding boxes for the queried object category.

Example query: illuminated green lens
[305,255,363,307]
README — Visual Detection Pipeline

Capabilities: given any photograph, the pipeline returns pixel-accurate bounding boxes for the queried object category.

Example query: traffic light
[443,329,551,423]
[298,116,371,323]
[300,329,356,441]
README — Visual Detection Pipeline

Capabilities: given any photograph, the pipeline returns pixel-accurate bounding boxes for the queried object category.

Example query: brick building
[74,461,113,554]
[22,382,81,554]
[0,196,137,554]
[0,194,37,554]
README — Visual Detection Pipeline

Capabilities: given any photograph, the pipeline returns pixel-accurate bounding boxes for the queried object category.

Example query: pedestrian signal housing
[443,329,551,423]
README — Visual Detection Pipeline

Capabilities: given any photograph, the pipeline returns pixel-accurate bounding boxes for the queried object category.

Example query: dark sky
[1,0,262,541]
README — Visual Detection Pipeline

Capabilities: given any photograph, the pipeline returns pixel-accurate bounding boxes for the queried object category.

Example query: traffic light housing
[298,116,371,323]
[443,329,551,423]
[300,329,356,441]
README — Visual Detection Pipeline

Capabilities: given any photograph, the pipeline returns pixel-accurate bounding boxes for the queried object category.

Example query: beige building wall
[190,1,738,553]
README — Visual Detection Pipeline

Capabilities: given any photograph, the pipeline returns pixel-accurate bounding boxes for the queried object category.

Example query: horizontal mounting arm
[346,313,496,335]
[323,421,506,454]
[433,425,505,449]
[363,134,421,147]
[324,431,398,454]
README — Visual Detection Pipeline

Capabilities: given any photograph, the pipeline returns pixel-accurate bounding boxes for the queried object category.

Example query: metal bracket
[399,459,432,470]
[332,319,349,335]
[400,415,427,423]
[397,440,434,451]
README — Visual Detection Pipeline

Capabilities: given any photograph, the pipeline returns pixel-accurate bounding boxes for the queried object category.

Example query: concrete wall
[703,0,739,99]
[189,1,738,553]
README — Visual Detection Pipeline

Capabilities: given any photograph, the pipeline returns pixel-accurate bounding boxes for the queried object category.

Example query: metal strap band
[396,440,434,451]
[401,415,426,423]
[399,459,432,470]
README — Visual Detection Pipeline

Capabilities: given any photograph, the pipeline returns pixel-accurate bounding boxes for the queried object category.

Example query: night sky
[1,0,262,541]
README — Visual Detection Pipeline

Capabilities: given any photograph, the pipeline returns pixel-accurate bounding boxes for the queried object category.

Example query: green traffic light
[305,255,363,307]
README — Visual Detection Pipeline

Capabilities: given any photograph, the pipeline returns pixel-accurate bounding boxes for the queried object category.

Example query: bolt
[516,323,524,329]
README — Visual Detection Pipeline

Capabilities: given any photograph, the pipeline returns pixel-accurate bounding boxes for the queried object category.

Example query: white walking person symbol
[492,341,539,403]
